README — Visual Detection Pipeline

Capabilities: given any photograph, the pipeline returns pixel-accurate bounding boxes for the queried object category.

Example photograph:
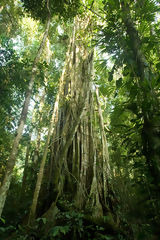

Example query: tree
[42,13,116,226]
[97,0,160,236]
[0,0,51,217]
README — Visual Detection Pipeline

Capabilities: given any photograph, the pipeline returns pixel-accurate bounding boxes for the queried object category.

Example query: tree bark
[43,15,114,221]
[20,133,31,199]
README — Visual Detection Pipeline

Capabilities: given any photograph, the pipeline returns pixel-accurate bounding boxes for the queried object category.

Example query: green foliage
[49,225,70,238]
[0,0,23,37]
[94,1,160,239]
[0,223,16,240]
[0,36,27,168]
[54,210,84,238]
[36,217,47,225]
[21,0,81,22]
[0,218,5,224]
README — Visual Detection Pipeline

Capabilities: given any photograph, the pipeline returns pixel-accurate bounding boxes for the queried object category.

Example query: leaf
[0,217,5,224]
[105,236,114,240]
[50,225,70,237]
[41,218,47,224]
[51,226,60,237]
[18,224,24,232]
[36,217,47,224]
[60,225,70,235]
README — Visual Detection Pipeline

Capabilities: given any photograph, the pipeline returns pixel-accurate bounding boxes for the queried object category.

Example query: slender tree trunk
[28,94,59,225]
[20,132,32,199]
[33,90,46,164]
[0,13,50,218]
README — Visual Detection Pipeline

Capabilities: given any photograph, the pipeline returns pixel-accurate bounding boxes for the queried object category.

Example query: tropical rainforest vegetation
[0,0,160,239]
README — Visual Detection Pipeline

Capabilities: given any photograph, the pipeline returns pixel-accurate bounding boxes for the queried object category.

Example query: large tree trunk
[49,16,95,206]
[42,15,113,222]
[0,13,50,218]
